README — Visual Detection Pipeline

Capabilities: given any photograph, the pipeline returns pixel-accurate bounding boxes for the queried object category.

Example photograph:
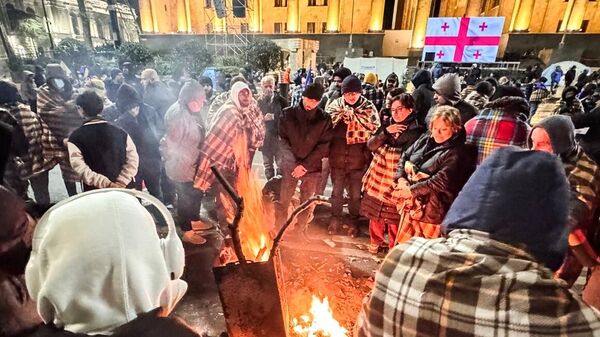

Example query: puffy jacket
[279,102,333,173]
[398,128,476,224]
[411,70,435,125]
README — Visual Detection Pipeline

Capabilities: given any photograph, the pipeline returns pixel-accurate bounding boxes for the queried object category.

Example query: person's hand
[404,161,416,176]
[386,124,407,135]
[109,182,126,188]
[264,113,275,121]
[291,165,307,179]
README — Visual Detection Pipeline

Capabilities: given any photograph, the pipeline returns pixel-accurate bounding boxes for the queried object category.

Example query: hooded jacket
[411,70,435,125]
[162,80,206,183]
[398,128,476,224]
[557,86,584,117]
[572,105,600,164]
[429,74,478,125]
[383,73,399,94]
[25,191,188,336]
[143,81,176,118]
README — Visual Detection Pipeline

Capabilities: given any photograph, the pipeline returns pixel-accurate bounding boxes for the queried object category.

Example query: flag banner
[422,17,504,63]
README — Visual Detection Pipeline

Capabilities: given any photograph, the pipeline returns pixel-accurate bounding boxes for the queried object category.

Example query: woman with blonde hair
[393,105,476,243]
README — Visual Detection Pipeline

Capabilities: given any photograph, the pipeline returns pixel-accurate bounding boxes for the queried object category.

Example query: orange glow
[292,296,348,337]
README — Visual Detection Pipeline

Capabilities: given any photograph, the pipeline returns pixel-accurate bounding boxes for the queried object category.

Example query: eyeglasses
[392,106,410,113]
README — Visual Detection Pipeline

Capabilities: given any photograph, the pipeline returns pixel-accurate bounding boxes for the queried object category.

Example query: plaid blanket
[564,146,600,229]
[465,109,531,165]
[362,83,385,111]
[356,229,600,337]
[194,102,264,191]
[0,103,63,180]
[327,96,380,144]
[37,85,82,182]
[362,145,402,204]
[529,88,550,103]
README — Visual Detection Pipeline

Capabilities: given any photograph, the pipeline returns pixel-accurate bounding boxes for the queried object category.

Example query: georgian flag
[422,17,505,63]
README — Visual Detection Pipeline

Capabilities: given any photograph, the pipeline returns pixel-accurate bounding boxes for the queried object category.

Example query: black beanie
[302,83,324,100]
[332,67,352,81]
[116,83,141,112]
[475,81,494,97]
[341,75,362,94]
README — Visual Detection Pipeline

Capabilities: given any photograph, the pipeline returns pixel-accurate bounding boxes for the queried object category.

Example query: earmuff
[32,188,185,281]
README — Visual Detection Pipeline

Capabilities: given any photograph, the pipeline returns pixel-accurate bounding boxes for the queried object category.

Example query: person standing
[67,91,139,191]
[326,75,380,237]
[104,68,124,103]
[410,70,435,126]
[33,65,46,88]
[20,71,38,113]
[464,81,494,111]
[362,73,385,112]
[141,68,176,119]
[551,65,563,92]
[362,94,424,254]
[277,83,332,229]
[565,65,577,87]
[258,75,289,180]
[163,80,209,244]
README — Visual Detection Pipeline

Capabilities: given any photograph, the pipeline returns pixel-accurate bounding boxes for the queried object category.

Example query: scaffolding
[204,0,251,58]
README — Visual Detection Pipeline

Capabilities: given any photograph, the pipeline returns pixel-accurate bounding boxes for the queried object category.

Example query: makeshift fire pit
[210,166,332,337]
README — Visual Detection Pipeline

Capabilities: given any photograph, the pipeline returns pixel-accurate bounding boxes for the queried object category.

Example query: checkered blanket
[362,145,402,204]
[327,96,380,145]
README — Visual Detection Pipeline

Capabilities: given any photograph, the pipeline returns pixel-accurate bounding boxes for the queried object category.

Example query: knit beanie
[432,73,461,103]
[493,85,525,99]
[46,64,66,80]
[302,82,324,100]
[530,115,576,156]
[332,67,352,81]
[341,75,362,94]
[116,83,141,112]
[110,68,122,79]
[178,79,204,106]
[0,80,20,105]
[364,73,378,86]
[474,81,494,97]
[442,147,569,271]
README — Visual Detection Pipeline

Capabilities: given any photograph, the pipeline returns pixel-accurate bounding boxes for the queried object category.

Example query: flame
[221,134,274,262]
[292,296,348,337]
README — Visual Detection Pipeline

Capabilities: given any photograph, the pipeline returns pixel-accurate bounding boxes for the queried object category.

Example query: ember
[292,295,348,337]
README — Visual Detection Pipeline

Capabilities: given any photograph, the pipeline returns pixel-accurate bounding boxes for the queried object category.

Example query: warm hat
[230,81,251,110]
[302,82,324,101]
[341,75,362,94]
[530,115,576,156]
[332,67,352,81]
[110,68,122,79]
[484,76,499,89]
[432,73,461,104]
[22,70,34,78]
[474,81,494,97]
[85,78,106,99]
[25,191,187,335]
[492,85,525,99]
[364,73,378,86]
[178,79,204,106]
[45,64,66,80]
[442,147,569,271]
[0,186,27,255]
[0,80,21,105]
[116,83,141,112]
[562,86,578,100]
[198,76,213,87]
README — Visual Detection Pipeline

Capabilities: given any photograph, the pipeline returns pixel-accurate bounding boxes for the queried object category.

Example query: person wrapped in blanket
[392,105,475,244]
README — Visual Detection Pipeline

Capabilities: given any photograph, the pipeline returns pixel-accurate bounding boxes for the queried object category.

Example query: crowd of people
[3,59,600,336]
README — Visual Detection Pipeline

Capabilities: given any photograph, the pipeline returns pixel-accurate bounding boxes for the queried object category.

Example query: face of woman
[430,118,456,144]
[390,100,412,123]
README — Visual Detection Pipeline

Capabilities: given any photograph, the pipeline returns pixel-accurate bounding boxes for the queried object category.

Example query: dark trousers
[262,133,280,180]
[175,182,202,231]
[134,162,163,201]
[161,166,176,205]
[29,170,50,206]
[275,171,320,228]
[29,100,37,114]
[317,158,330,196]
[330,168,364,224]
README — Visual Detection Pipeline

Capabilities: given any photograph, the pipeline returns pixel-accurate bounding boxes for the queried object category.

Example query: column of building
[565,0,587,31]
[326,0,341,32]
[510,0,535,31]
[248,0,263,32]
[410,0,433,49]
[369,0,385,31]
[286,0,300,32]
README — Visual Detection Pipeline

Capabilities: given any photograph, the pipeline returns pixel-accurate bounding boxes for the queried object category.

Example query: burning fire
[292,296,348,337]
[221,135,274,262]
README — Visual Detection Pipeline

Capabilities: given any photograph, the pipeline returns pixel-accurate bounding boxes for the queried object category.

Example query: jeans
[275,171,320,228]
[262,133,280,180]
[29,170,50,206]
[175,182,202,231]
[330,168,364,224]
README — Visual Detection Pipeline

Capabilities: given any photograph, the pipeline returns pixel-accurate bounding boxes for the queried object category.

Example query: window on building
[556,20,563,32]
[581,20,589,32]
[308,0,317,6]
[322,0,328,5]
[275,0,287,7]
[274,22,284,33]
[322,22,327,33]
[205,0,212,7]
[95,19,103,38]
[307,22,316,33]
[71,14,80,35]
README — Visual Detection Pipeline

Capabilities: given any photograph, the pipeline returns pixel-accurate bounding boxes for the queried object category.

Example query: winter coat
[20,80,37,102]
[426,101,478,126]
[116,104,163,167]
[572,106,600,164]
[552,69,563,83]
[398,128,476,224]
[278,102,333,173]
[161,81,206,183]
[432,64,443,81]
[143,81,176,118]
[361,116,425,224]
[411,70,435,125]
[257,93,288,136]
[565,68,577,84]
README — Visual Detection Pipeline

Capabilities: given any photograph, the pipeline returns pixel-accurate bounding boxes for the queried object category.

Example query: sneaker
[182,230,207,245]
[368,244,379,255]
[191,220,214,231]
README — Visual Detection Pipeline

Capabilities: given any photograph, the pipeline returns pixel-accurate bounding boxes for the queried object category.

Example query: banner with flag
[422,16,504,63]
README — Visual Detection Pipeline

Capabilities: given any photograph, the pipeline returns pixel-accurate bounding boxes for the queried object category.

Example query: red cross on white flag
[422,16,505,63]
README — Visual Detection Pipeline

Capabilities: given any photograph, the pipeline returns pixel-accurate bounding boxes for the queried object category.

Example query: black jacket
[399,128,476,224]
[116,104,163,165]
[279,103,332,173]
[572,106,600,164]
[258,94,288,136]
[426,100,478,126]
[328,118,371,171]
[367,115,425,153]
[411,70,435,126]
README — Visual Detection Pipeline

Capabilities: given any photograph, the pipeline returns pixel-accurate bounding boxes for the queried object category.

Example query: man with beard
[258,75,289,180]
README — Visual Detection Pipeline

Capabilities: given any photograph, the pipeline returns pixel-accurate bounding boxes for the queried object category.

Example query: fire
[292,296,348,337]
[221,134,274,262]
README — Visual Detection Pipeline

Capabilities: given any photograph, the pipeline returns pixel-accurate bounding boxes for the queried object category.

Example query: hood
[178,79,204,106]
[25,191,187,335]
[442,147,569,271]
[411,70,433,88]
[116,83,141,112]
[529,115,576,156]
[485,96,529,115]
[562,86,578,101]
[385,72,399,85]
[230,81,250,110]
[432,73,461,104]
[0,80,21,105]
